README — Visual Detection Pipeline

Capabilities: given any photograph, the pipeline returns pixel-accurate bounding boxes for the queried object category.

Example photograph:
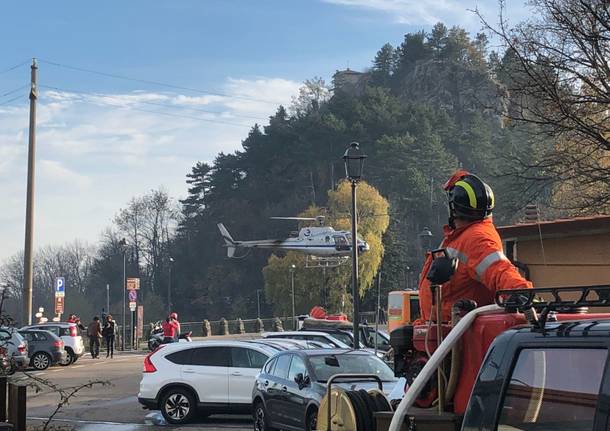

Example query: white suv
[21,323,85,365]
[138,340,277,424]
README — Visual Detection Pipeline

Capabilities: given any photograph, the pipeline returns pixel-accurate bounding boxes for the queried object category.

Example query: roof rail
[496,285,610,312]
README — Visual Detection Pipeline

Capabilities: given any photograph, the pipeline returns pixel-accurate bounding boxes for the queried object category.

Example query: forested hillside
[166,23,545,319]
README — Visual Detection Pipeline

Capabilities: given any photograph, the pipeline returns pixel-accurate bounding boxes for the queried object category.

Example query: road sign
[126,278,140,290]
[129,301,136,311]
[128,290,137,302]
[55,296,64,314]
[137,305,144,338]
[55,277,65,297]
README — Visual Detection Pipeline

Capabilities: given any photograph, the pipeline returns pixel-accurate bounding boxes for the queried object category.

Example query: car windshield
[309,353,396,382]
[329,332,354,346]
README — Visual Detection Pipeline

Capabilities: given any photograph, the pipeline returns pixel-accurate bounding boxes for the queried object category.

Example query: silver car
[0,327,28,373]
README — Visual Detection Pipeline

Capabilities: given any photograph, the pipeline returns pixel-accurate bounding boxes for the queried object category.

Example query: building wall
[511,232,610,288]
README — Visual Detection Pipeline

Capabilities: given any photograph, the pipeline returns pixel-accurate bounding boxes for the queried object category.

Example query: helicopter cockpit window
[333,235,350,251]
[325,236,331,243]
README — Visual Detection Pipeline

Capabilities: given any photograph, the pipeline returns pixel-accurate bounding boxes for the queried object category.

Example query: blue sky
[0,0,527,260]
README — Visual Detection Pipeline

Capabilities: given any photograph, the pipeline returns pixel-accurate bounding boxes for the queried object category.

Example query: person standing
[418,170,533,322]
[87,316,102,359]
[102,315,116,358]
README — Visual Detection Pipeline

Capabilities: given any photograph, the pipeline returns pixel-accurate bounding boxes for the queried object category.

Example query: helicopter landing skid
[305,255,349,268]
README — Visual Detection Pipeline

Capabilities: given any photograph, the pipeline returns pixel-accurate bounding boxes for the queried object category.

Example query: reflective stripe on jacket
[419,218,532,322]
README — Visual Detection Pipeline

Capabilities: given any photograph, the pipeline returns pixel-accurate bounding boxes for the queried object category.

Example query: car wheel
[305,407,318,431]
[253,401,275,431]
[31,352,51,370]
[59,349,74,366]
[160,388,196,425]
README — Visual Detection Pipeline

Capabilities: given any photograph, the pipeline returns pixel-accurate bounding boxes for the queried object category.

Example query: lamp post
[418,227,433,253]
[375,271,382,356]
[343,141,367,349]
[167,257,174,314]
[118,238,128,351]
[256,289,262,319]
[290,264,296,330]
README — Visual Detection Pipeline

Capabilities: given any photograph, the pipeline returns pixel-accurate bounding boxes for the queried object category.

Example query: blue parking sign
[55,277,65,297]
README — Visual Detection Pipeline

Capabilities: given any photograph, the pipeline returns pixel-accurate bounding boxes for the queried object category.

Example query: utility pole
[119,238,128,350]
[23,58,37,326]
[106,284,110,314]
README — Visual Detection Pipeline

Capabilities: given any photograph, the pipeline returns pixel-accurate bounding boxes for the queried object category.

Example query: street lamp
[343,141,366,349]
[168,257,174,314]
[290,264,296,330]
[256,289,263,319]
[118,238,128,351]
[418,227,433,253]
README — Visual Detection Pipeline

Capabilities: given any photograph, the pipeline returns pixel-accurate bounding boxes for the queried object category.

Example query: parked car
[18,329,66,370]
[247,339,334,351]
[252,348,399,431]
[0,327,28,373]
[20,322,85,365]
[262,331,351,349]
[301,320,392,351]
[138,340,277,424]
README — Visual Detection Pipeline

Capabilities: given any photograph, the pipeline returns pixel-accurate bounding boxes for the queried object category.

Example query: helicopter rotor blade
[270,217,318,221]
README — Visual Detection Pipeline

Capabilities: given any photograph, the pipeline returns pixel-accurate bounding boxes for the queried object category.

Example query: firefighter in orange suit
[419,170,533,322]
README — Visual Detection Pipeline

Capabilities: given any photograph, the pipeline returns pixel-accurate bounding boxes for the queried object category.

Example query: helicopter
[217,216,369,258]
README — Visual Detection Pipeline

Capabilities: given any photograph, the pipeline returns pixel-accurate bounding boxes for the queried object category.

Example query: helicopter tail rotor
[217,223,237,258]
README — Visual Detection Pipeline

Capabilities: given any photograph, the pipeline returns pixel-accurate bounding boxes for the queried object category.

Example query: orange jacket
[419,218,532,322]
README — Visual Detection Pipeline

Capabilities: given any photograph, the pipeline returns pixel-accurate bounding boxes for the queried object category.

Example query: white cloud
[39,160,92,190]
[322,0,529,29]
[0,76,302,261]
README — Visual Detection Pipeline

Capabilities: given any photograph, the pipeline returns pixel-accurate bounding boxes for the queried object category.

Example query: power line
[37,84,256,128]
[38,58,289,106]
[1,84,29,98]
[0,94,26,107]
[0,60,30,75]
[40,84,269,122]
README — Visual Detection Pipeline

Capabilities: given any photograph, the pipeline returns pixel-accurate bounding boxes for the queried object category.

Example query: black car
[252,348,398,431]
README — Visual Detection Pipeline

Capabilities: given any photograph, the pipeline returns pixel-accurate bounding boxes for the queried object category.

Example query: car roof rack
[496,285,610,312]
[495,285,610,329]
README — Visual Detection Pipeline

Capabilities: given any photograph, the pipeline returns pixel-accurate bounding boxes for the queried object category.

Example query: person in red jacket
[161,315,179,344]
[419,170,533,322]
[169,312,181,341]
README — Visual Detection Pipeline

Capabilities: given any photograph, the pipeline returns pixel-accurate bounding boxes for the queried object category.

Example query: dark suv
[252,349,398,431]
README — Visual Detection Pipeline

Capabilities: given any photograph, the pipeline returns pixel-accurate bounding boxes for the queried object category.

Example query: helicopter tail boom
[217,223,237,258]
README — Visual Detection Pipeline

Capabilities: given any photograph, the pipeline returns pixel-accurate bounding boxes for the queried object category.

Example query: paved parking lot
[16,352,252,430]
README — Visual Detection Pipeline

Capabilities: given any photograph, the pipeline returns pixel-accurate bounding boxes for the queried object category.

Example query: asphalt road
[15,352,252,431]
